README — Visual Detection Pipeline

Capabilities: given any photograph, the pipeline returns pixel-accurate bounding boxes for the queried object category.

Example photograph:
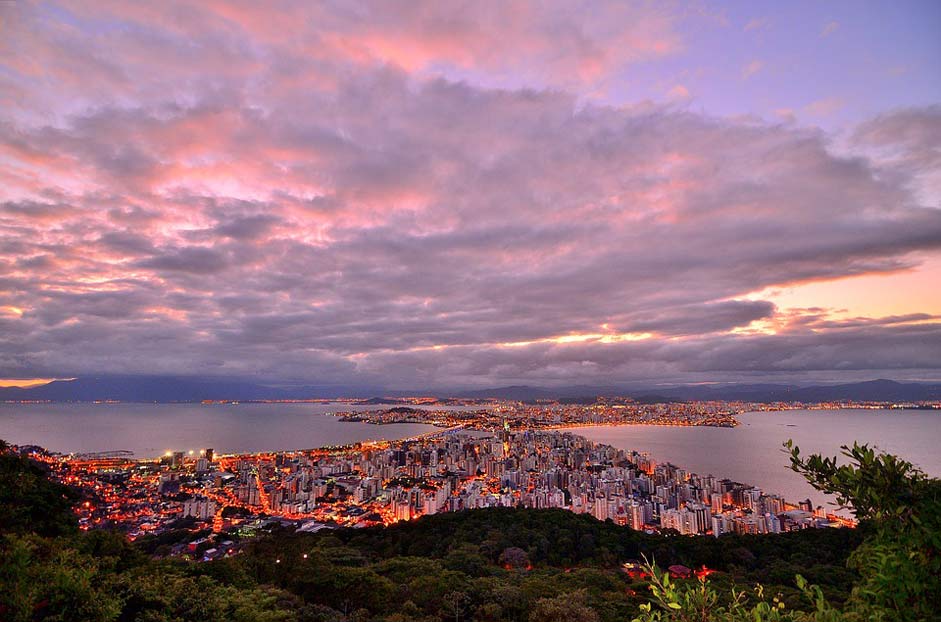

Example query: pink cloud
[0,2,939,385]
[743,17,769,32]
[820,21,840,38]
[803,97,844,117]
[741,59,764,79]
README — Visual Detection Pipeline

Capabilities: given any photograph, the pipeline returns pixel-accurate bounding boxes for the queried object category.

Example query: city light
[34,402,860,562]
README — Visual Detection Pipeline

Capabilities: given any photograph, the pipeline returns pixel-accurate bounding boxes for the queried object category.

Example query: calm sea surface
[0,402,454,457]
[569,409,941,511]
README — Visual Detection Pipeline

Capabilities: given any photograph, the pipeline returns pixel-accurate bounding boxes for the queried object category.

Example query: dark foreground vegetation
[0,438,937,621]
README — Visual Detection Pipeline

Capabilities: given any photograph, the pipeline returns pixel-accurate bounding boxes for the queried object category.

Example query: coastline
[25,424,856,540]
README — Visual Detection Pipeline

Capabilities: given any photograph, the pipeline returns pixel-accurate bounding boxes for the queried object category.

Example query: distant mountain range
[0,376,388,402]
[453,379,941,403]
[1,376,940,404]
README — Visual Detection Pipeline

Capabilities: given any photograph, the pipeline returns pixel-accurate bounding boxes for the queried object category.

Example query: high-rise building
[183,497,217,520]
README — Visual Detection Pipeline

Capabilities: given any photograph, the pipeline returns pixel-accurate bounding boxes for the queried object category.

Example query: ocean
[568,408,941,510]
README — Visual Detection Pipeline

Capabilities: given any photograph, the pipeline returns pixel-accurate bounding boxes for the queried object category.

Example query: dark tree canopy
[0,448,78,537]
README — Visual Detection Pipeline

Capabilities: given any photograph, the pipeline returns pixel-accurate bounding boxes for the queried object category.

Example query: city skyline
[2,1,940,390]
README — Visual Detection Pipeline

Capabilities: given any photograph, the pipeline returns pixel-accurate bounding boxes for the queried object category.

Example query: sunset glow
[0,1,939,389]
[0,378,67,388]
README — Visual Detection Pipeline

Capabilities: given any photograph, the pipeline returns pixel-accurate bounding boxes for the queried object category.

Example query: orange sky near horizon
[755,253,941,319]
[0,378,62,388]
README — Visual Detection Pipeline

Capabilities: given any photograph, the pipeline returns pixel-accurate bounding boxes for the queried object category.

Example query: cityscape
[12,398,887,564]
[331,396,940,429]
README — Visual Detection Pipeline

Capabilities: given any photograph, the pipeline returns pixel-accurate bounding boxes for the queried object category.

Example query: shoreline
[544,420,738,431]
[25,424,857,537]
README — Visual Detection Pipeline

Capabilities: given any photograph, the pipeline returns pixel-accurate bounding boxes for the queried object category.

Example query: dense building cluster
[40,427,852,560]
[333,397,937,430]
[337,400,741,428]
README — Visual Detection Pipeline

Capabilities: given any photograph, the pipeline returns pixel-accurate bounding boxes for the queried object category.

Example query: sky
[1,0,940,390]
